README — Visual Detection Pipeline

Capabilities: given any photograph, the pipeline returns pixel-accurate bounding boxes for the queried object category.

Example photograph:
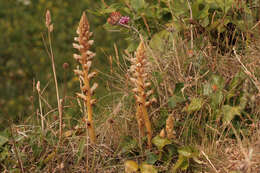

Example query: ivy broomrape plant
[129,39,156,148]
[73,12,98,144]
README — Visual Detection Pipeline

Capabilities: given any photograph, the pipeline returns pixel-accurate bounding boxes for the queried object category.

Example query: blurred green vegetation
[0,0,127,129]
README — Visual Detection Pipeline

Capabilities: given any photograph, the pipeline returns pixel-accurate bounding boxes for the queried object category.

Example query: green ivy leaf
[131,0,146,11]
[149,30,171,52]
[140,163,158,173]
[119,136,138,154]
[152,135,171,150]
[222,105,241,124]
[171,155,189,173]
[162,144,178,162]
[192,0,209,20]
[171,0,189,16]
[125,160,139,173]
[146,152,159,165]
[211,91,224,107]
[178,146,199,158]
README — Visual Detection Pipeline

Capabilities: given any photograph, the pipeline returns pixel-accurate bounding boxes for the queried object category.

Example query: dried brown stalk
[45,10,62,140]
[130,39,156,148]
[73,12,98,144]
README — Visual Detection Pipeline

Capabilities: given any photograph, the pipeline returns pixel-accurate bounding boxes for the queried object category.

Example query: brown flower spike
[73,12,98,144]
[130,39,156,148]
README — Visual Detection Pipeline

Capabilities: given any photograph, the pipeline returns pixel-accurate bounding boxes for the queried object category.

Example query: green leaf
[171,0,189,16]
[171,155,189,173]
[186,98,204,113]
[191,0,209,20]
[201,17,209,27]
[152,135,171,150]
[178,146,199,158]
[126,40,139,52]
[222,105,241,124]
[211,91,224,107]
[168,95,186,109]
[140,163,158,173]
[125,160,139,173]
[146,152,159,165]
[162,144,178,161]
[131,0,146,11]
[119,136,138,154]
[149,30,171,52]
[0,135,8,146]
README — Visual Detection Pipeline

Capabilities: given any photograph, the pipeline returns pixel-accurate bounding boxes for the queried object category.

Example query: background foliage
[0,0,126,129]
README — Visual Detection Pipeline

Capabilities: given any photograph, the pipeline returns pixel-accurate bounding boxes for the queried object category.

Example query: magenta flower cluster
[119,16,130,25]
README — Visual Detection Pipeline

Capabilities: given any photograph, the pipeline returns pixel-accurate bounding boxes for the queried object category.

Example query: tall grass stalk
[45,10,63,140]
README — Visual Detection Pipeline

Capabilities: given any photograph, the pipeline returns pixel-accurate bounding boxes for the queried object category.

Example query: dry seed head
[36,81,41,92]
[63,62,69,70]
[45,10,51,27]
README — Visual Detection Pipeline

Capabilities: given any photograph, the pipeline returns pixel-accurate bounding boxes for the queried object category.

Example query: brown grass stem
[45,10,63,141]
